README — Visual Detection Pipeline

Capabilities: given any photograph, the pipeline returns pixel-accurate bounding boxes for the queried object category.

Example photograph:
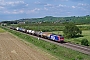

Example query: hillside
[1,15,90,24]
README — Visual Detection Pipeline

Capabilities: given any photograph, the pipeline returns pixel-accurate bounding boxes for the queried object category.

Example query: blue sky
[0,0,90,21]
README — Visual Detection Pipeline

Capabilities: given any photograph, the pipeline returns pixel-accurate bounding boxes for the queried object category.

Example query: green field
[2,26,90,60]
[0,28,6,33]
[16,25,64,32]
[77,24,90,30]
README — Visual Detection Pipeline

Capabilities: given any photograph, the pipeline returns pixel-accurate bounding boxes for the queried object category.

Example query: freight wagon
[13,27,64,42]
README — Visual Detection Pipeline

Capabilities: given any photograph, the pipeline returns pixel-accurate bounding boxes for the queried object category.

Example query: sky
[0,0,90,21]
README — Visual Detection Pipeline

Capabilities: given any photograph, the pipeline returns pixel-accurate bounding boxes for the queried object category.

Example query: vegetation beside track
[1,26,90,60]
[0,28,6,33]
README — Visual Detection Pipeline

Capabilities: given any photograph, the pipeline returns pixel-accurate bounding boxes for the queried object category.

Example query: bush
[81,39,89,46]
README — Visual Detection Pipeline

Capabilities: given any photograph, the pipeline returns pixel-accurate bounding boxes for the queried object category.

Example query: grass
[78,30,90,44]
[2,26,90,60]
[0,28,6,33]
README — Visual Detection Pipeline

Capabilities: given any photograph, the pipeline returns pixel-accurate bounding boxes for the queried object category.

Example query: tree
[63,22,82,38]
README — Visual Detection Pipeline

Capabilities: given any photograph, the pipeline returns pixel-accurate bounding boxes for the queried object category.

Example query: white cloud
[0,1,27,7]
[44,7,48,11]
[34,1,41,4]
[77,3,90,11]
[0,0,29,13]
[78,3,89,6]
[3,10,24,14]
[6,1,25,6]
[2,6,40,14]
[59,4,64,7]
[34,1,46,5]
[26,8,40,14]
[72,6,76,8]
[44,4,54,7]
[58,4,66,7]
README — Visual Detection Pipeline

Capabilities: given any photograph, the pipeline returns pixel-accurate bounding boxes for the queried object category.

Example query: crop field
[0,33,55,60]
[2,27,90,60]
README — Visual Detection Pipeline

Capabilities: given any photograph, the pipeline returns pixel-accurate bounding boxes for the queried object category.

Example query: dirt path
[0,32,56,60]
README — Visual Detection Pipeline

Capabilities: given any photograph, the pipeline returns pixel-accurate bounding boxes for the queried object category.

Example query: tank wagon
[31,30,35,35]
[27,30,32,34]
[34,31,40,36]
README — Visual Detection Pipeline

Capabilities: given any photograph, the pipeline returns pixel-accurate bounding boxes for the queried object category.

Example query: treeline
[1,21,17,25]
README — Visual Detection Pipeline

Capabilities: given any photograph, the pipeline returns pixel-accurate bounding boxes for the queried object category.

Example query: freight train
[10,27,64,42]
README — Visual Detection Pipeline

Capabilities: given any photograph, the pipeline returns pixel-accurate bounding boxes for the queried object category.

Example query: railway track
[63,43,90,55]
[3,27,90,55]
[39,36,90,55]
